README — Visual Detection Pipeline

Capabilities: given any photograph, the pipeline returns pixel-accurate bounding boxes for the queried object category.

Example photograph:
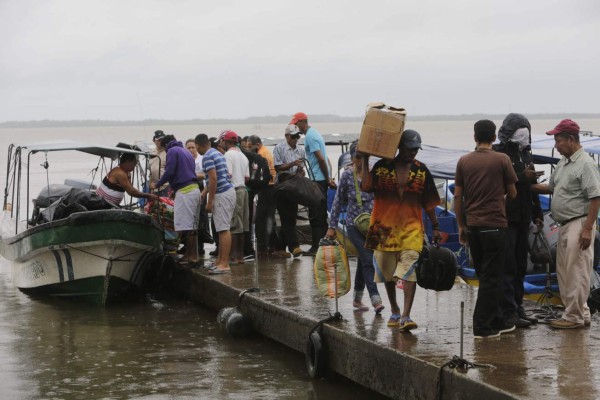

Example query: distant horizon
[2,112,600,129]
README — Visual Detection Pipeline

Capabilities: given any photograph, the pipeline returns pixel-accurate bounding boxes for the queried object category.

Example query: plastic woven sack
[313,238,351,298]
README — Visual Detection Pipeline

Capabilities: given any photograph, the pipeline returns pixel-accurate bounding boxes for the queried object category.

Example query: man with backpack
[247,135,283,258]
[240,138,272,259]
[273,124,307,258]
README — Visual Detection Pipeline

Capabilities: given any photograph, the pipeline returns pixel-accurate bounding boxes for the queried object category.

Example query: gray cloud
[1,0,599,121]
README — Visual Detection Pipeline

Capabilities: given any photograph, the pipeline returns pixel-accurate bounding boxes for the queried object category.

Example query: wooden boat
[0,141,163,304]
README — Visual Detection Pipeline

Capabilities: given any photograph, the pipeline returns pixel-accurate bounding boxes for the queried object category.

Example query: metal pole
[460,301,464,359]
[334,260,339,314]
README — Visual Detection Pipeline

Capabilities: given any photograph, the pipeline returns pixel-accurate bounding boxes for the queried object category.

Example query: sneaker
[292,247,303,258]
[398,316,418,331]
[387,313,401,327]
[505,315,531,329]
[270,250,291,259]
[243,254,255,261]
[493,322,516,334]
[550,319,584,329]
[474,329,501,339]
[374,303,385,314]
[517,309,538,324]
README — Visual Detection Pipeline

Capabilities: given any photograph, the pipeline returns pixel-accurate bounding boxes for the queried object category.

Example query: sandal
[353,301,369,311]
[209,268,231,275]
[374,303,385,314]
[387,313,402,327]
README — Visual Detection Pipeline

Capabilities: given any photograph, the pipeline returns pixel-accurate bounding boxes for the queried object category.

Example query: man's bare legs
[401,281,416,318]
[216,230,231,270]
[384,282,401,315]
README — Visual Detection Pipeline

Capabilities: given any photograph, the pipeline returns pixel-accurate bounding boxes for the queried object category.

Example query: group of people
[455,116,599,338]
[95,112,599,337]
[96,112,337,274]
[327,114,598,336]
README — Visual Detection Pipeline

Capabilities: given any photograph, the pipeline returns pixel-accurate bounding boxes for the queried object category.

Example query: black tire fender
[305,331,326,378]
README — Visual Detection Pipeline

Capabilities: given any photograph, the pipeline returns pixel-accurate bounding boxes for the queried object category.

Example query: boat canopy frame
[3,140,154,235]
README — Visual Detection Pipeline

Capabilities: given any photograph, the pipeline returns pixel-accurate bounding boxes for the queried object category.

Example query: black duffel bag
[416,244,458,291]
[273,172,325,210]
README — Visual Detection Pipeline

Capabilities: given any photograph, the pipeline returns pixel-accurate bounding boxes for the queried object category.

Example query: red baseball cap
[219,129,239,142]
[546,119,580,136]
[290,112,308,124]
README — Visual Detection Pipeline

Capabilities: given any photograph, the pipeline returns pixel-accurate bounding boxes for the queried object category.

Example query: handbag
[530,229,552,264]
[351,169,371,236]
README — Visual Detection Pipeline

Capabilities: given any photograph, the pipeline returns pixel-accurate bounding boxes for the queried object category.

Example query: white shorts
[213,188,236,232]
[174,186,200,232]
[373,250,419,283]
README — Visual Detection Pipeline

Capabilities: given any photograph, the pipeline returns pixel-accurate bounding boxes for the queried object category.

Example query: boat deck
[165,246,600,400]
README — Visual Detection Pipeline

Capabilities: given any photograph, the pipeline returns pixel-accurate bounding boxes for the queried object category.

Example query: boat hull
[1,210,163,304]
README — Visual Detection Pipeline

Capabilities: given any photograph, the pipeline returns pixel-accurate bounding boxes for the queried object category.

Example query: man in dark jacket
[493,113,543,327]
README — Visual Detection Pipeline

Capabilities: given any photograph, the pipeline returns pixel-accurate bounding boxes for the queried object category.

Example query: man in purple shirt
[151,135,200,264]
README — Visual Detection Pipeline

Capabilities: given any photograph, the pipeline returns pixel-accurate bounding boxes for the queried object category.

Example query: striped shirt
[273,141,306,179]
[202,148,233,194]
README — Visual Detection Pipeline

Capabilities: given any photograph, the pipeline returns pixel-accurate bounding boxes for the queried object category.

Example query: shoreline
[2,113,600,129]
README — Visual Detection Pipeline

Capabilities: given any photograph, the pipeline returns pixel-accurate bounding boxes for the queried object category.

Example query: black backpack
[242,149,272,190]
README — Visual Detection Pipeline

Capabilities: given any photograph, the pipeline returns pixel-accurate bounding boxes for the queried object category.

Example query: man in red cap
[290,112,335,255]
[533,119,600,329]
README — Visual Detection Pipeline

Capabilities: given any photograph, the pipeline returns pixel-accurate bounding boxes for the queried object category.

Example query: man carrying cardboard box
[361,130,442,330]
[290,112,335,255]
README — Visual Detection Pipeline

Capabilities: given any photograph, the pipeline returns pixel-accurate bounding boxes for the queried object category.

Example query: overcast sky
[1,0,599,122]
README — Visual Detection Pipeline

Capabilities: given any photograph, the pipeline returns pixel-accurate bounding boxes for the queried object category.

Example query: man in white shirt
[220,130,250,264]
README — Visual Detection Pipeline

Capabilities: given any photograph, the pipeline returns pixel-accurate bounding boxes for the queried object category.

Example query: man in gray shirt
[273,124,306,258]
[533,119,600,329]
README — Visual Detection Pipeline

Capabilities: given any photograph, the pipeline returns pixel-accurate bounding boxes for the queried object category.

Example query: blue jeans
[346,225,381,306]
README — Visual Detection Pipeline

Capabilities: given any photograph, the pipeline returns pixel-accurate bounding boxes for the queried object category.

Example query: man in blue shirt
[290,112,336,255]
[195,134,235,274]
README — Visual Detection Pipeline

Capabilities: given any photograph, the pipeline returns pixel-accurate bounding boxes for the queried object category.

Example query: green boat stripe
[62,249,74,281]
[52,250,65,282]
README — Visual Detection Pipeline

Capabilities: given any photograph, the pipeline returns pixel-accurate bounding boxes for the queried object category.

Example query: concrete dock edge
[164,266,520,400]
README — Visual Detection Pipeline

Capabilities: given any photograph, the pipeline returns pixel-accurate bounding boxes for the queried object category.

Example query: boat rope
[102,258,113,306]
[237,287,261,308]
[42,153,50,200]
[436,355,495,400]
[308,311,344,337]
[62,243,146,262]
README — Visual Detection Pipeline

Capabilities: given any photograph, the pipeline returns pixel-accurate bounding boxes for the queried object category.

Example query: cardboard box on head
[357,103,406,159]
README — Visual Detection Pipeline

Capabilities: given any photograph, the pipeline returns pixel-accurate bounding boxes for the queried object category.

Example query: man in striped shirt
[196,134,235,274]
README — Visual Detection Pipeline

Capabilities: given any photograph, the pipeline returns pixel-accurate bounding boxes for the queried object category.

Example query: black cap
[153,130,165,140]
[400,129,422,149]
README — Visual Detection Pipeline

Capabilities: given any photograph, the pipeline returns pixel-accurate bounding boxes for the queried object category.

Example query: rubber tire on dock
[305,331,326,378]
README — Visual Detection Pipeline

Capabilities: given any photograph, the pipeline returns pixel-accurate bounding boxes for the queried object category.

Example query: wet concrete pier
[161,251,600,400]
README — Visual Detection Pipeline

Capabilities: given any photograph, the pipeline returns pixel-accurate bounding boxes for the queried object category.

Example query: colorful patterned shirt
[365,158,440,252]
